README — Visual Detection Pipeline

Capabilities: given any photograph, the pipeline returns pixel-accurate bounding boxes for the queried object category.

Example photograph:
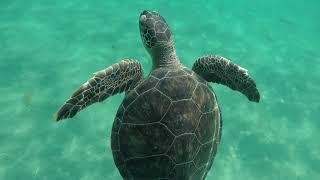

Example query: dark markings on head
[139,10,173,49]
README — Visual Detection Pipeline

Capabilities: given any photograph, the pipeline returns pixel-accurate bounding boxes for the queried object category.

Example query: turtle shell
[111,66,222,180]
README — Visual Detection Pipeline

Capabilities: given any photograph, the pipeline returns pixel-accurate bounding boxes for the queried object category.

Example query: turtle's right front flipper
[55,60,143,121]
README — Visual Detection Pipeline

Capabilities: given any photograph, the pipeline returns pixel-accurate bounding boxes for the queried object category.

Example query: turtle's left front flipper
[192,55,260,102]
[55,60,143,121]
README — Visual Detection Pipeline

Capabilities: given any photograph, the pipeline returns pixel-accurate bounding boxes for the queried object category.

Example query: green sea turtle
[55,10,260,180]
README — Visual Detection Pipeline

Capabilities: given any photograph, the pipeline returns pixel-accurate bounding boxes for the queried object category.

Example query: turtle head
[139,10,173,51]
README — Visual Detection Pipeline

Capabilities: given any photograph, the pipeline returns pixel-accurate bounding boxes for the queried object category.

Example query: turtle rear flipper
[192,55,260,102]
[55,60,143,121]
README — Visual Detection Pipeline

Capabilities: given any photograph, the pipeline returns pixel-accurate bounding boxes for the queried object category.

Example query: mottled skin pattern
[139,10,180,69]
[192,55,260,102]
[55,10,260,180]
[55,60,143,120]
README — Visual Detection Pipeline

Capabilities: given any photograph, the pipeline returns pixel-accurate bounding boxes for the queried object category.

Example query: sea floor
[0,0,319,179]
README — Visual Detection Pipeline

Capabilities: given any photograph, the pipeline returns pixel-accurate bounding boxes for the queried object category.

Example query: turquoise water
[0,0,319,179]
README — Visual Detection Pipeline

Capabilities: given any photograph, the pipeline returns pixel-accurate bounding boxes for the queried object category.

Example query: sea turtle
[55,10,260,180]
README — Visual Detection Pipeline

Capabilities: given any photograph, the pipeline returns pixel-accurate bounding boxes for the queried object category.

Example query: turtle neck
[151,41,180,69]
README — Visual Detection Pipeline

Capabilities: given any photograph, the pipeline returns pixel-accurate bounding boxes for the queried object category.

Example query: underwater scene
[0,0,319,179]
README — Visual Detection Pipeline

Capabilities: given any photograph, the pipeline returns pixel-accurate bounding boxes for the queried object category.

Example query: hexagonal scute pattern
[192,71,207,84]
[194,142,214,168]
[112,118,121,133]
[124,155,175,179]
[123,88,171,124]
[111,65,222,179]
[192,83,216,113]
[161,100,202,136]
[112,150,125,167]
[135,76,159,94]
[156,75,197,101]
[182,67,193,75]
[167,134,201,164]
[150,67,168,79]
[168,162,196,180]
[214,106,222,143]
[166,69,187,77]
[121,90,139,108]
[206,140,220,171]
[119,123,175,159]
[191,165,207,180]
[116,104,125,120]
[195,112,216,144]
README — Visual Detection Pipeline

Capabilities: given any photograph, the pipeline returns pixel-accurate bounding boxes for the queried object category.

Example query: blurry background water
[0,0,319,179]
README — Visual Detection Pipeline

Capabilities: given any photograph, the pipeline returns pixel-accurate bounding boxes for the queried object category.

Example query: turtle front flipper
[192,55,260,102]
[55,59,143,121]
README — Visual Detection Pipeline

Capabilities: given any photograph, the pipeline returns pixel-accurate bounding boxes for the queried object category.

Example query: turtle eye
[140,15,147,24]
